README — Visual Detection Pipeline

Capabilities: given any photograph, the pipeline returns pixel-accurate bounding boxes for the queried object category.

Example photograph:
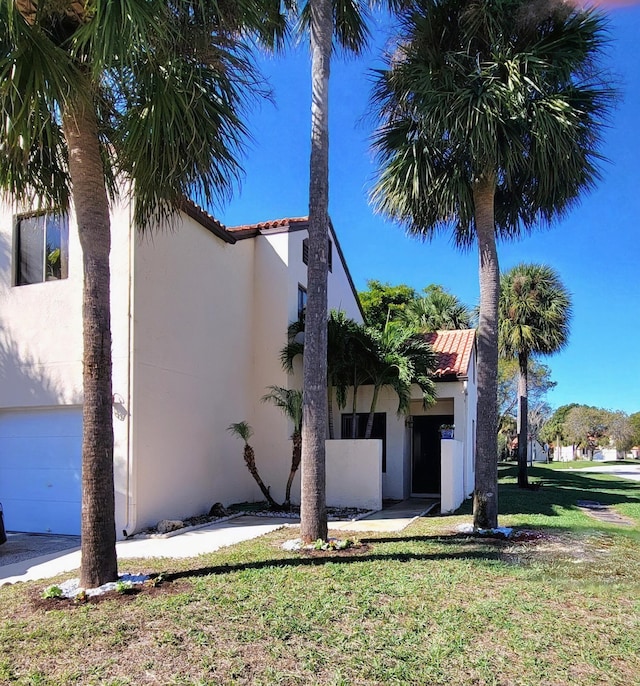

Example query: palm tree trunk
[63,96,118,588]
[244,445,280,509]
[300,0,331,543]
[365,385,380,439]
[285,430,303,506]
[327,384,335,439]
[351,372,359,439]
[472,172,499,530]
[517,351,529,488]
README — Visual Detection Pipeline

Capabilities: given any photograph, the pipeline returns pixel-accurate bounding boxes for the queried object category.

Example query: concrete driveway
[1,532,80,567]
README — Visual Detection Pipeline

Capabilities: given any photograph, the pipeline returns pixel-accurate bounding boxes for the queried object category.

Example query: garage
[0,407,82,535]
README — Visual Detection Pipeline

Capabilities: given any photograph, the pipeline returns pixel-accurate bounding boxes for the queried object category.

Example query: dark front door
[412,415,454,494]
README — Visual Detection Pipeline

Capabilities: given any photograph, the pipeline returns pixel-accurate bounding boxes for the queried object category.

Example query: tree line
[540,405,640,459]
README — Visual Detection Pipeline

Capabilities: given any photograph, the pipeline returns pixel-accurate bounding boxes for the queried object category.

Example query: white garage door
[0,407,82,535]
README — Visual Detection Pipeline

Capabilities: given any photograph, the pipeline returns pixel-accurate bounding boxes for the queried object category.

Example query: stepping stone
[576,501,634,526]
[576,500,607,510]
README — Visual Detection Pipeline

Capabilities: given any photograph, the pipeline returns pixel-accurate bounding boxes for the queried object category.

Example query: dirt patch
[502,530,603,566]
[29,575,187,612]
[296,543,372,559]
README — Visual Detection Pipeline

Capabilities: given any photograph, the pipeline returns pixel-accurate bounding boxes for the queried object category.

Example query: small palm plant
[227,422,280,510]
[262,386,303,509]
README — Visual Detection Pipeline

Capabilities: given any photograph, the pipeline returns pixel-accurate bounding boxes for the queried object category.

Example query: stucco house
[0,198,476,536]
[342,328,477,513]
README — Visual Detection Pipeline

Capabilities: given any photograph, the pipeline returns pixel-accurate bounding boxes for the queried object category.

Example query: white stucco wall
[332,385,408,500]
[441,439,465,513]
[247,230,296,505]
[326,439,382,511]
[0,201,86,407]
[327,228,364,324]
[463,353,477,496]
[130,214,257,531]
[0,203,371,533]
[248,224,365,507]
[0,200,133,535]
[556,445,575,461]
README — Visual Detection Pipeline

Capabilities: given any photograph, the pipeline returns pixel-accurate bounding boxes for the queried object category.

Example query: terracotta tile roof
[179,198,236,244]
[227,217,309,236]
[425,329,476,379]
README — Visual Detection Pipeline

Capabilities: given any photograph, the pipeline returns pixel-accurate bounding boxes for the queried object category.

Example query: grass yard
[1,463,639,686]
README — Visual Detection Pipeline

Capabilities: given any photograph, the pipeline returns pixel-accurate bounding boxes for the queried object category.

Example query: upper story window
[302,237,332,273]
[297,284,307,323]
[14,213,69,286]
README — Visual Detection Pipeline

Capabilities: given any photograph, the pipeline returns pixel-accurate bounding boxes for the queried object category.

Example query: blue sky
[219,4,640,415]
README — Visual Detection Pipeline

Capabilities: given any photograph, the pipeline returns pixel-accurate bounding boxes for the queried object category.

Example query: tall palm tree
[300,0,370,542]
[401,285,473,332]
[363,320,437,439]
[261,386,303,507]
[0,0,286,587]
[371,0,613,528]
[499,263,572,488]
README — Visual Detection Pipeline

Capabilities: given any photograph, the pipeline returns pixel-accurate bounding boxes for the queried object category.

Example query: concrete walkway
[0,499,438,586]
[332,497,439,533]
[0,516,292,586]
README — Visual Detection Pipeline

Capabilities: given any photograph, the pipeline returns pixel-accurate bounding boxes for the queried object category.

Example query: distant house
[0,198,476,536]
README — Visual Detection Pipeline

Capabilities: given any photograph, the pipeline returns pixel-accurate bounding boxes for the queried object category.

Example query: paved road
[577,463,640,482]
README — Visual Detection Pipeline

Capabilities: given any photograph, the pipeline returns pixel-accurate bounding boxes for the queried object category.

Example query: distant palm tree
[401,285,473,332]
[363,321,437,439]
[262,386,303,507]
[0,0,286,587]
[499,264,571,487]
[227,422,281,510]
[371,0,613,528]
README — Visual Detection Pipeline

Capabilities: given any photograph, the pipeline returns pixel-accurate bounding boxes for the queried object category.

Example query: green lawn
[1,464,639,685]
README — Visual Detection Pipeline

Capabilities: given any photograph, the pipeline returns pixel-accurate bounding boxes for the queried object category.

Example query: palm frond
[498,263,572,360]
[262,385,304,432]
[370,0,615,244]
[227,420,254,444]
[297,0,370,55]
[0,3,81,209]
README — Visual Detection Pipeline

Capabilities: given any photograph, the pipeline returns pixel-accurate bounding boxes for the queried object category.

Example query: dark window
[341,412,387,472]
[15,213,69,286]
[302,237,332,273]
[297,285,307,323]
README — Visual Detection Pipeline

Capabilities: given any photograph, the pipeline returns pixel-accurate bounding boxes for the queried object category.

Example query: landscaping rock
[208,502,227,517]
[156,519,184,534]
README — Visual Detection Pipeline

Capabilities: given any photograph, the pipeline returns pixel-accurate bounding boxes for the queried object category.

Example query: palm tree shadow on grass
[161,540,508,584]
[154,463,640,584]
[461,464,640,520]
